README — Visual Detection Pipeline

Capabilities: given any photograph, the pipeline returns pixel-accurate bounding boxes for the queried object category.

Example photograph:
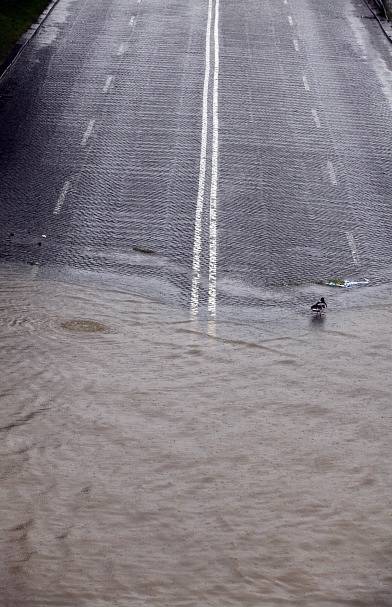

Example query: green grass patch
[0,0,51,64]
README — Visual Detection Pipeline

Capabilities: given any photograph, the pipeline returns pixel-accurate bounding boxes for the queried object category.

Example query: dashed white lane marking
[129,16,135,26]
[327,160,338,185]
[190,0,213,318]
[288,15,293,26]
[30,263,39,278]
[311,108,321,128]
[345,231,359,265]
[81,119,95,147]
[54,181,71,215]
[103,75,114,93]
[117,43,126,56]
[293,38,299,52]
[302,74,310,91]
[208,0,220,319]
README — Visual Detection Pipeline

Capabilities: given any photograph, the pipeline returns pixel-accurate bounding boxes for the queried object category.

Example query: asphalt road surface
[1,0,392,317]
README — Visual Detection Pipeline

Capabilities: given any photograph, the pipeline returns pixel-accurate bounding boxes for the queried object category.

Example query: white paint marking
[30,263,39,279]
[129,16,135,26]
[54,181,71,215]
[345,231,359,265]
[208,0,220,319]
[283,0,288,4]
[327,160,338,185]
[311,108,321,128]
[117,43,126,56]
[293,38,299,52]
[302,74,310,91]
[103,75,114,93]
[288,15,293,26]
[190,0,213,319]
[81,119,95,147]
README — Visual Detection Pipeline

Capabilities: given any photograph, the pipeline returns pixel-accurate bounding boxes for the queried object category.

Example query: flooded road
[1,265,392,606]
[1,0,392,603]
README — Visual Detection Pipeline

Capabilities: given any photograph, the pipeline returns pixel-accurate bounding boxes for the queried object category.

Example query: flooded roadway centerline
[191,0,220,320]
[208,0,220,320]
[190,0,213,319]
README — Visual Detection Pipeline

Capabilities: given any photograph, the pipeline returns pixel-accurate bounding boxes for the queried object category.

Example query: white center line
[117,43,126,56]
[81,119,95,147]
[54,181,71,215]
[327,160,338,185]
[103,75,114,93]
[208,0,220,319]
[345,231,359,265]
[302,74,310,91]
[288,15,293,26]
[190,0,213,319]
[293,38,299,52]
[311,108,321,128]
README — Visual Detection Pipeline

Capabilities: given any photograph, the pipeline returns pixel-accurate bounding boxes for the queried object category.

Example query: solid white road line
[190,0,213,318]
[54,181,71,215]
[81,119,95,147]
[345,231,359,265]
[288,15,293,26]
[327,160,338,185]
[103,75,114,93]
[293,38,299,52]
[311,108,321,128]
[208,0,220,319]
[302,74,310,91]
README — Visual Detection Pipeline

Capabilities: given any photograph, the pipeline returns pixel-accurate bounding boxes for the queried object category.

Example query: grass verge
[0,0,51,65]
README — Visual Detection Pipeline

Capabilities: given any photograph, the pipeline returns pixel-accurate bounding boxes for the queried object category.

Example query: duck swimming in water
[311,297,327,312]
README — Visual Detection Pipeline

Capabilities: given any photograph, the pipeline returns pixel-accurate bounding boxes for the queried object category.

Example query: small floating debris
[132,245,155,255]
[61,319,108,333]
[326,277,370,288]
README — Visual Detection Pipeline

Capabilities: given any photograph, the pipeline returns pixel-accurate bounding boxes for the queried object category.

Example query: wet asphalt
[1,0,392,314]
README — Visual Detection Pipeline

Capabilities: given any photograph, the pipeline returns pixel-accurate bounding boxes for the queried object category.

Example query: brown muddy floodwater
[1,266,392,607]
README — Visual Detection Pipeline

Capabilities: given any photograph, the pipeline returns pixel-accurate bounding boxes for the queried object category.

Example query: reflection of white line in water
[302,74,310,91]
[293,38,299,52]
[208,0,220,319]
[54,181,71,215]
[30,263,39,279]
[81,119,95,146]
[345,231,359,265]
[207,320,216,337]
[129,16,135,26]
[288,15,293,26]
[327,160,337,185]
[190,0,213,319]
[311,108,321,128]
[103,75,114,93]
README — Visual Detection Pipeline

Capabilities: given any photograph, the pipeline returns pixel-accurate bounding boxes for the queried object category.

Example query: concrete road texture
[1,0,392,315]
